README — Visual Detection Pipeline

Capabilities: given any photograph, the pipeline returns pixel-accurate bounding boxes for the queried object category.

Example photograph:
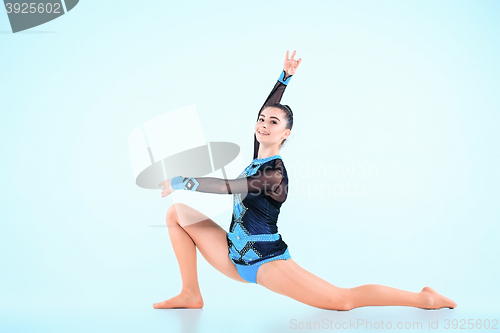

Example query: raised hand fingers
[285,50,297,61]
[285,50,300,63]
[284,50,301,74]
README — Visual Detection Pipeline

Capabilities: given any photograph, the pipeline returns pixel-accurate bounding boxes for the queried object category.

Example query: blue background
[1,1,499,332]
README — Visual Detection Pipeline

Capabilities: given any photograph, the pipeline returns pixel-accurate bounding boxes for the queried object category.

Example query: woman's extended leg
[256,258,456,310]
[153,203,248,309]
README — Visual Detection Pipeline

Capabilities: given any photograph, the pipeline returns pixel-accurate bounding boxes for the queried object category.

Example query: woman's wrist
[279,70,292,85]
[171,176,199,191]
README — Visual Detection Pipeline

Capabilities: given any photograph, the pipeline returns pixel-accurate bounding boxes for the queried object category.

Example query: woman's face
[255,107,290,146]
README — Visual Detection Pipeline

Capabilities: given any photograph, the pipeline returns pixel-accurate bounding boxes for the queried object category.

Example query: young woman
[155,51,457,311]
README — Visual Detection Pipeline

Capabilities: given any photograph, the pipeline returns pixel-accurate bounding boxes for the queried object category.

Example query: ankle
[181,286,202,296]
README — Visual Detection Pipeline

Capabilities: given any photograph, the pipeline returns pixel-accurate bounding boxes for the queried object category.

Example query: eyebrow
[259,114,281,122]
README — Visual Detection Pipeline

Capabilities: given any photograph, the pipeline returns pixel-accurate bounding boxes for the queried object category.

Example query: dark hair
[262,103,294,147]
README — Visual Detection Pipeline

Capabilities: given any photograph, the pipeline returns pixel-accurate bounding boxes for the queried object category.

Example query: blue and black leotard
[171,70,293,283]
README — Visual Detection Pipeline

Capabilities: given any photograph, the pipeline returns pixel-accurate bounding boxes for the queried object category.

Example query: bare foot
[153,292,204,309]
[420,286,457,310]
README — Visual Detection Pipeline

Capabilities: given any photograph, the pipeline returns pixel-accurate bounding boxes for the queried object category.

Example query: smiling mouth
[257,130,269,135]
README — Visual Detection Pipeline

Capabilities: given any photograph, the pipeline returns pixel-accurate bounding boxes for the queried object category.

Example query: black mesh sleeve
[178,161,286,202]
[253,71,292,160]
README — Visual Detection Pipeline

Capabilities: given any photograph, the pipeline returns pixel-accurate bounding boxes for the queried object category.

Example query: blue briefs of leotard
[231,248,291,284]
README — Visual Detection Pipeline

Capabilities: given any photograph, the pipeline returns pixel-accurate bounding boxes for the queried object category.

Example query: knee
[166,203,192,227]
[338,289,355,311]
[328,300,352,311]
[328,289,354,311]
[166,204,180,227]
[336,300,354,311]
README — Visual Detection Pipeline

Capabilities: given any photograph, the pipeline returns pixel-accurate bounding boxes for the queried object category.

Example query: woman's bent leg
[257,259,456,310]
[154,203,248,309]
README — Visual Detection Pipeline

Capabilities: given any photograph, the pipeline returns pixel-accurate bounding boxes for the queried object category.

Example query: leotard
[172,70,293,284]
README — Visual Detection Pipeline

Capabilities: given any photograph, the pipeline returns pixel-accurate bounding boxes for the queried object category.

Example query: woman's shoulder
[257,156,284,166]
[259,158,287,176]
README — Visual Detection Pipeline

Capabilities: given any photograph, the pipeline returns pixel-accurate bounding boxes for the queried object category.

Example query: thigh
[169,203,249,284]
[256,258,351,310]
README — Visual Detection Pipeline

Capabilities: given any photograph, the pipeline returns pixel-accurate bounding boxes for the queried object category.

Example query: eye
[271,120,277,124]
[258,118,264,122]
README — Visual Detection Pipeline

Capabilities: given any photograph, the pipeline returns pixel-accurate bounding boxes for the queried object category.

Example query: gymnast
[155,50,457,311]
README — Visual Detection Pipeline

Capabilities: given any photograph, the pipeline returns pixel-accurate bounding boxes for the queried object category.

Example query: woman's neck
[256,144,280,160]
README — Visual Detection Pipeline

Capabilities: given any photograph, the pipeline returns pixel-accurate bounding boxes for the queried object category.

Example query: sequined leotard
[171,70,293,283]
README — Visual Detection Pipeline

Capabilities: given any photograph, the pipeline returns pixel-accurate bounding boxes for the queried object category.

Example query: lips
[257,130,269,136]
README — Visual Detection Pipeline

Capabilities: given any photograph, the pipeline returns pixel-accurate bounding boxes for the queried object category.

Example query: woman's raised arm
[253,50,302,159]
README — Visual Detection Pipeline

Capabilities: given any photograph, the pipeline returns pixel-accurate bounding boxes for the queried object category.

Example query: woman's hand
[283,50,302,77]
[159,179,174,197]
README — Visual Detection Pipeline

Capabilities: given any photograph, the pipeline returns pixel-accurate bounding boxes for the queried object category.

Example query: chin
[256,134,270,144]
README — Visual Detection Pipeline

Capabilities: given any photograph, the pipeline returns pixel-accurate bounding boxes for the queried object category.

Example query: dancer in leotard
[154,51,457,310]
